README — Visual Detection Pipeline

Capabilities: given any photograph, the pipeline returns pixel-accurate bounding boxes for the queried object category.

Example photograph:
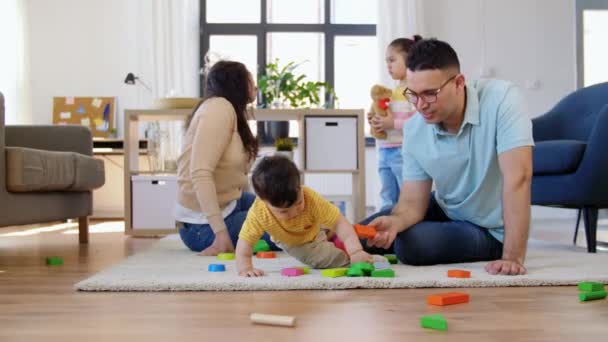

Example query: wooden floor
[1,218,607,341]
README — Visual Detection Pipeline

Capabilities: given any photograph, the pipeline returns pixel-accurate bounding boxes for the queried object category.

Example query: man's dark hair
[251,155,301,208]
[406,38,461,72]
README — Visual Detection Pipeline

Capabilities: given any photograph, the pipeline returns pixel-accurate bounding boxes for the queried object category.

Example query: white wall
[25,0,579,217]
[422,0,576,117]
[26,0,140,134]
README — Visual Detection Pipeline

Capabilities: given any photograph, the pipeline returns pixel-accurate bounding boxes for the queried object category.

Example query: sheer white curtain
[0,0,31,124]
[376,0,425,87]
[133,0,200,105]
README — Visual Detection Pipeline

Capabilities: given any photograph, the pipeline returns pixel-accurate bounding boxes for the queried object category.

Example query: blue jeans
[360,194,503,265]
[378,146,403,211]
[178,192,280,252]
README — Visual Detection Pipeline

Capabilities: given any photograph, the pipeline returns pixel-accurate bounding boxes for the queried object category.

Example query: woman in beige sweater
[174,61,279,256]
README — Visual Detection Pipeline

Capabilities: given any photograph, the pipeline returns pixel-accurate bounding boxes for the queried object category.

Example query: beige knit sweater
[176,97,252,233]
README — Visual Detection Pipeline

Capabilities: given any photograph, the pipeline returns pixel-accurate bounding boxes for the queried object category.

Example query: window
[201,0,378,137]
[576,0,608,87]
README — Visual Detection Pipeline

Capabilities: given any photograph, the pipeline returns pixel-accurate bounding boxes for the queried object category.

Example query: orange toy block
[427,292,470,306]
[354,224,377,239]
[256,252,276,259]
[447,269,471,278]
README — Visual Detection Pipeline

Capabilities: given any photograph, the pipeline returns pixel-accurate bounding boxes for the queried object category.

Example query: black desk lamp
[124,72,152,92]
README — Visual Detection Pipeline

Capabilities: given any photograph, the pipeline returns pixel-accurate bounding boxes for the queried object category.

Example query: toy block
[332,236,347,253]
[350,262,375,275]
[321,268,349,278]
[578,282,604,292]
[427,292,470,306]
[354,224,377,239]
[250,313,296,327]
[45,257,63,266]
[579,290,607,302]
[253,240,270,254]
[281,268,304,277]
[447,269,471,278]
[371,269,395,278]
[347,267,364,277]
[208,264,226,272]
[420,314,447,331]
[217,253,235,260]
[256,252,276,259]
[374,261,391,270]
[384,254,398,264]
[299,266,310,274]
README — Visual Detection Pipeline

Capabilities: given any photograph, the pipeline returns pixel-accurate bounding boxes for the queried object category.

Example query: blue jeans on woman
[378,146,403,211]
[360,194,503,265]
[178,192,280,252]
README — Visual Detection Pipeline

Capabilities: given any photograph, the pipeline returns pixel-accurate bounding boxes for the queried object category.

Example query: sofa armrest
[574,104,608,197]
[5,125,93,156]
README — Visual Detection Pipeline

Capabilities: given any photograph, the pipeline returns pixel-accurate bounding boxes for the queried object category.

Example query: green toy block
[321,268,348,278]
[45,257,63,266]
[347,267,364,277]
[301,267,310,274]
[384,254,398,264]
[420,314,447,331]
[371,268,395,278]
[579,290,607,302]
[350,262,375,276]
[253,240,270,254]
[217,253,235,260]
[578,282,604,292]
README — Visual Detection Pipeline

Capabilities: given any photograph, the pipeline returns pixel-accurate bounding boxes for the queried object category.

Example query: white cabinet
[305,117,357,170]
[131,175,177,230]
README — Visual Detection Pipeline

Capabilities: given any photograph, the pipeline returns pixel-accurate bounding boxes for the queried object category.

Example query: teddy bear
[368,84,393,139]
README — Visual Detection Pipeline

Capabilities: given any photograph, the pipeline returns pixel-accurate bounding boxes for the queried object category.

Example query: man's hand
[367,216,400,249]
[485,259,526,275]
[198,230,234,256]
[238,268,265,277]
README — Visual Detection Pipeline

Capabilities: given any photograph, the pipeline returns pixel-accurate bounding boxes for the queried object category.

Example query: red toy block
[427,292,470,306]
[354,224,377,239]
[281,267,304,277]
[447,269,471,278]
[332,236,347,253]
[256,252,276,259]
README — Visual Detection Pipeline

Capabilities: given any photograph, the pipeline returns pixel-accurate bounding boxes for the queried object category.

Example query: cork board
[52,97,115,138]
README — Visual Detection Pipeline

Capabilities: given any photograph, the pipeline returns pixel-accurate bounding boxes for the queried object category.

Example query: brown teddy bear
[368,84,393,139]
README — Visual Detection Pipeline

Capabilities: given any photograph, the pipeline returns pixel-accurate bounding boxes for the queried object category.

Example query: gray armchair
[1,92,105,243]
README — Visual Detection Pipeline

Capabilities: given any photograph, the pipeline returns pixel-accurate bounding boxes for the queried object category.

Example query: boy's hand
[238,268,265,277]
[349,249,374,264]
[198,230,234,256]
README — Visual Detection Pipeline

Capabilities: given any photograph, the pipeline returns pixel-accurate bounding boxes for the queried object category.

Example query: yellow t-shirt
[238,186,341,247]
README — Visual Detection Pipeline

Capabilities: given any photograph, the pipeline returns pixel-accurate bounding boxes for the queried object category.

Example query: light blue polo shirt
[402,79,534,242]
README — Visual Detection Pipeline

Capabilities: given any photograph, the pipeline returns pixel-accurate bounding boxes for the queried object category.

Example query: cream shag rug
[75,235,608,291]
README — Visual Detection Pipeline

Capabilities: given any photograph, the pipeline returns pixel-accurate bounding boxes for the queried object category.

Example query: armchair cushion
[532,140,586,175]
[6,147,104,192]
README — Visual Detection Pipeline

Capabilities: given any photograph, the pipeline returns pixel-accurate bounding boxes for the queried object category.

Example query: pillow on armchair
[532,140,586,175]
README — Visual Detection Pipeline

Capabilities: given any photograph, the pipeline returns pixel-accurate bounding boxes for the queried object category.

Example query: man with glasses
[364,38,534,276]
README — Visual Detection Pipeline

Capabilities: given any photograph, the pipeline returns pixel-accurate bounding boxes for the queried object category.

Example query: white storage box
[131,174,177,230]
[305,116,357,170]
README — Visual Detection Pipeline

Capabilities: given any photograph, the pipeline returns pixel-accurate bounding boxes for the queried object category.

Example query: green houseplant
[257,59,338,143]
[273,137,295,160]
[258,59,337,109]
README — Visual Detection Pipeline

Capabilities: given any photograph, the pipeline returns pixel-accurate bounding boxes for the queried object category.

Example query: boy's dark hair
[406,38,461,72]
[388,35,423,62]
[251,155,301,208]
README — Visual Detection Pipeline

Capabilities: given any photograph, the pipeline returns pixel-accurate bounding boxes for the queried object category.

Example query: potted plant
[257,59,338,143]
[273,137,295,160]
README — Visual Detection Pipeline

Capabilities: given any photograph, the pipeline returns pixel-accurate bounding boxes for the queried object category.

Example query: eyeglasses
[403,75,458,105]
